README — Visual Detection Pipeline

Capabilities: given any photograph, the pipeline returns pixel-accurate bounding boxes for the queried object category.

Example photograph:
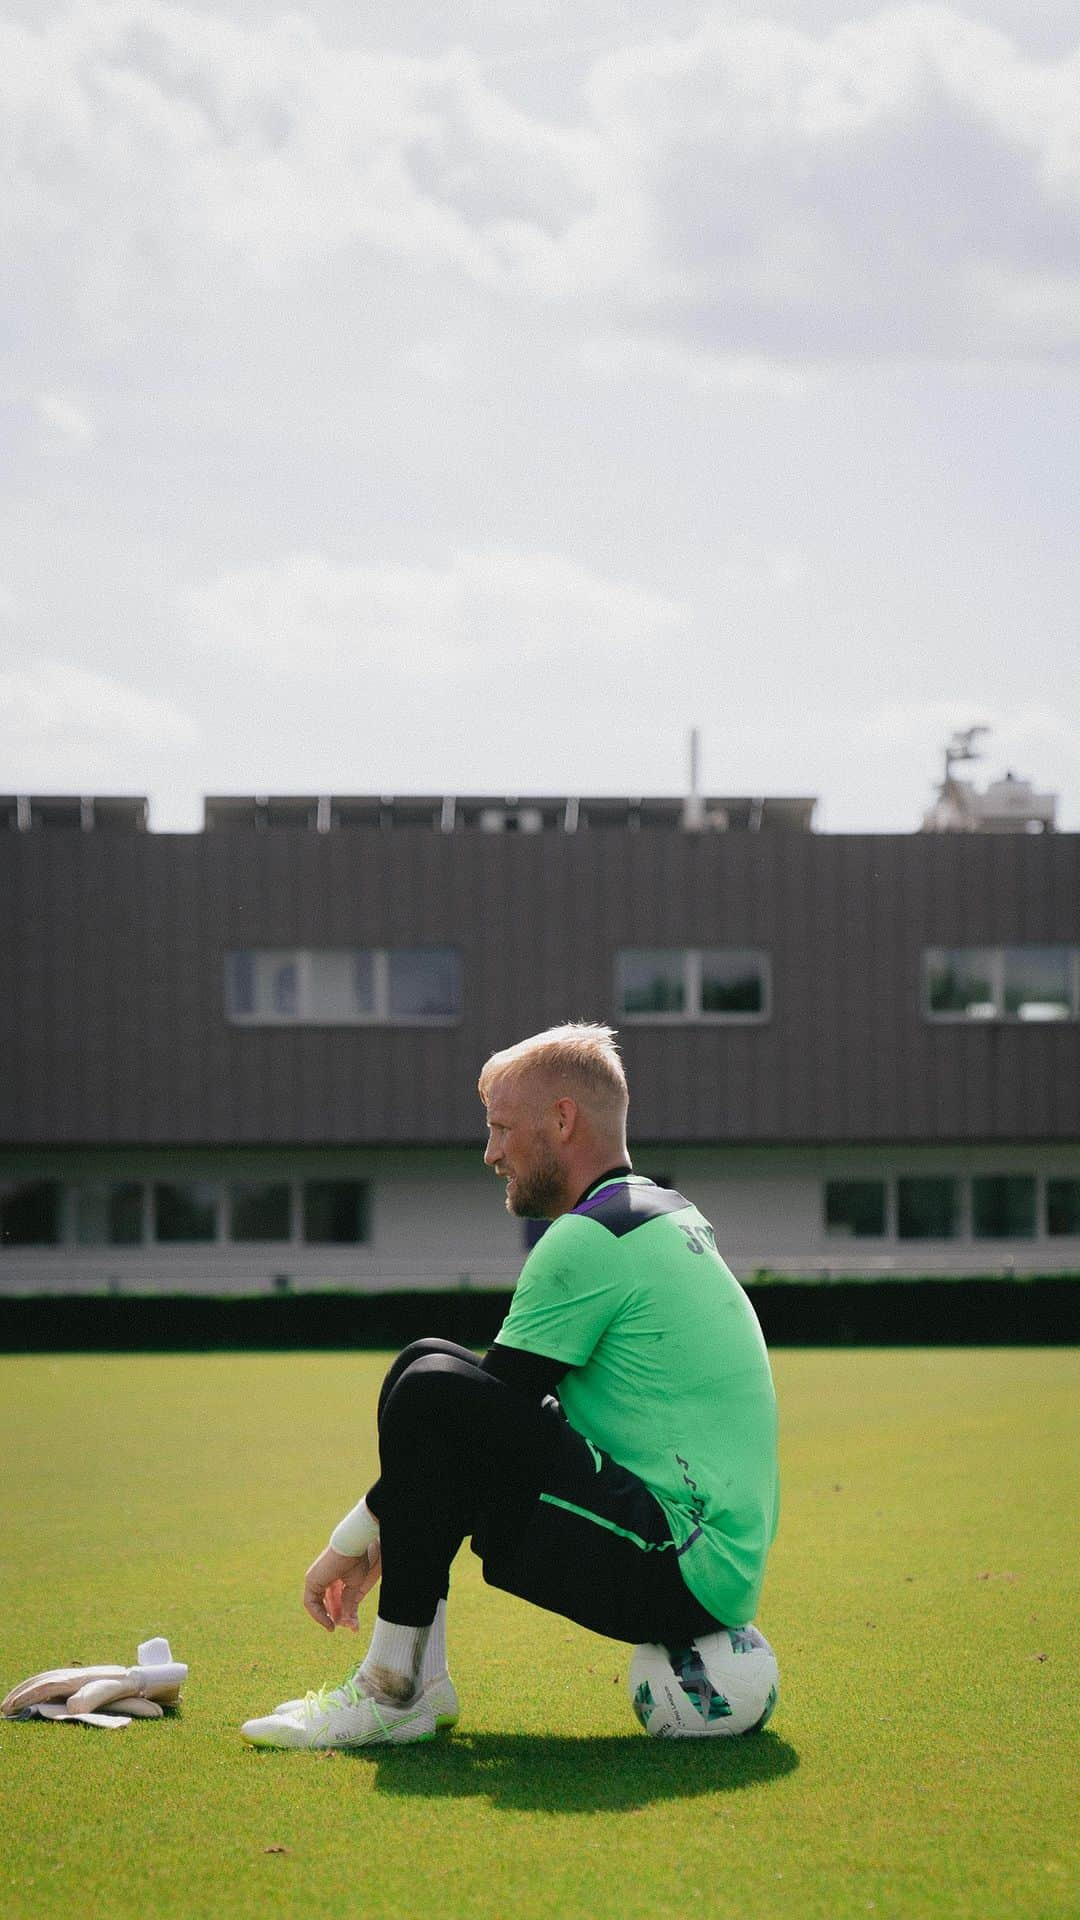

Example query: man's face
[483,1075,566,1219]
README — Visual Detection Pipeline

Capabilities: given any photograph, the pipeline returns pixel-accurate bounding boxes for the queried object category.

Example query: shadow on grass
[354,1730,798,1812]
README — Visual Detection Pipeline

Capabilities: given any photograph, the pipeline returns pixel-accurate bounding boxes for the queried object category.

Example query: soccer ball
[629,1626,779,1738]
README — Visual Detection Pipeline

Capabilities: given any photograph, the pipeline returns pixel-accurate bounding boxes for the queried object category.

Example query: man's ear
[553,1096,579,1140]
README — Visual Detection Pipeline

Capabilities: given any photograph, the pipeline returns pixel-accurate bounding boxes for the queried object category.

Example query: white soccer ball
[629,1626,779,1738]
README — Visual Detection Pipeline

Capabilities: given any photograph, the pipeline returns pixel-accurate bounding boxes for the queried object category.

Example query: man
[241,1022,779,1750]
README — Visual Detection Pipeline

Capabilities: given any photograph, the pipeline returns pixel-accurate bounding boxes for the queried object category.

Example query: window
[897,1177,957,1240]
[154,1182,219,1243]
[75,1183,144,1246]
[824,1180,886,1237]
[925,949,996,1018]
[0,1180,61,1246]
[1047,1179,1080,1235]
[225,949,460,1024]
[615,949,769,1022]
[924,947,1076,1022]
[972,1175,1036,1239]
[302,1180,369,1244]
[388,949,461,1019]
[227,951,298,1019]
[1002,948,1071,1022]
[700,950,766,1015]
[309,951,375,1021]
[615,950,685,1014]
[229,1183,292,1242]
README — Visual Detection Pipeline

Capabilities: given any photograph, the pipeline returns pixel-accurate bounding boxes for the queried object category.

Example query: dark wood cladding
[2,828,1078,1145]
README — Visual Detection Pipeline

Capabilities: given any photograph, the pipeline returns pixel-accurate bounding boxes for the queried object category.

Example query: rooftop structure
[203,792,817,834]
[0,795,149,833]
[0,792,817,835]
[921,729,1057,834]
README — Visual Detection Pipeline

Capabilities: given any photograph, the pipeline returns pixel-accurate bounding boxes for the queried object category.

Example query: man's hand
[303,1541,382,1632]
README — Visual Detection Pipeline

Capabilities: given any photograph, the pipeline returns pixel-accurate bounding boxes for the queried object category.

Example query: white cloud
[185,547,682,680]
[581,8,1080,357]
[2,4,1078,361]
[35,390,95,446]
[714,548,810,596]
[582,334,816,394]
[991,268,1080,338]
[396,337,468,382]
[0,2,595,323]
[0,657,199,788]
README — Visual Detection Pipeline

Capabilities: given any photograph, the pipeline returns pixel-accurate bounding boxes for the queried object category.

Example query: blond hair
[478,1022,628,1122]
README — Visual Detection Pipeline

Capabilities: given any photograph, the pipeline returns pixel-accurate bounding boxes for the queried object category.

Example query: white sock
[360,1618,427,1704]
[420,1600,449,1686]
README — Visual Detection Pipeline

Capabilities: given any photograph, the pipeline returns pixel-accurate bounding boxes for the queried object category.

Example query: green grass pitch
[1,1348,1076,1920]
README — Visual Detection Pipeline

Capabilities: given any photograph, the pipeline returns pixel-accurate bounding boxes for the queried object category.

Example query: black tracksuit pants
[366,1339,721,1645]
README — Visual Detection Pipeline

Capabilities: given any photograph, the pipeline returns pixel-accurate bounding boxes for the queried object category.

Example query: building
[1,790,1078,1294]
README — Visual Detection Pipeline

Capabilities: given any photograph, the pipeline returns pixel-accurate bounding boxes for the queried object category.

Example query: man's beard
[506,1144,565,1219]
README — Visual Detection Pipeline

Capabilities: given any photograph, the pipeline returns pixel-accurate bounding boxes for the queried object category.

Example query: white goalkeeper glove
[1,1637,187,1728]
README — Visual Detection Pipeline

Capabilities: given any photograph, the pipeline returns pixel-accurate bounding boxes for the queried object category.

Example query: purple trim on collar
[572,1178,636,1218]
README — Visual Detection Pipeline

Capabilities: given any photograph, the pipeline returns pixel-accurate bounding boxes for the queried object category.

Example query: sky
[2,0,1078,833]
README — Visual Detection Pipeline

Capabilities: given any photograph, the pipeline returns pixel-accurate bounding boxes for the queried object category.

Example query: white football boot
[270,1669,458,1730]
[241,1671,454,1749]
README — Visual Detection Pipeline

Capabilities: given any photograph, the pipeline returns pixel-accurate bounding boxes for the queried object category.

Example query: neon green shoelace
[303,1674,364,1718]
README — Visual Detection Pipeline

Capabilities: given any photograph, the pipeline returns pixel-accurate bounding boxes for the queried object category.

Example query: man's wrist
[328,1494,381,1558]
[314,1544,363,1570]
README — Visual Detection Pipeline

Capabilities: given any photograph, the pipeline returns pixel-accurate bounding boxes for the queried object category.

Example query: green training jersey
[494,1174,779,1628]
